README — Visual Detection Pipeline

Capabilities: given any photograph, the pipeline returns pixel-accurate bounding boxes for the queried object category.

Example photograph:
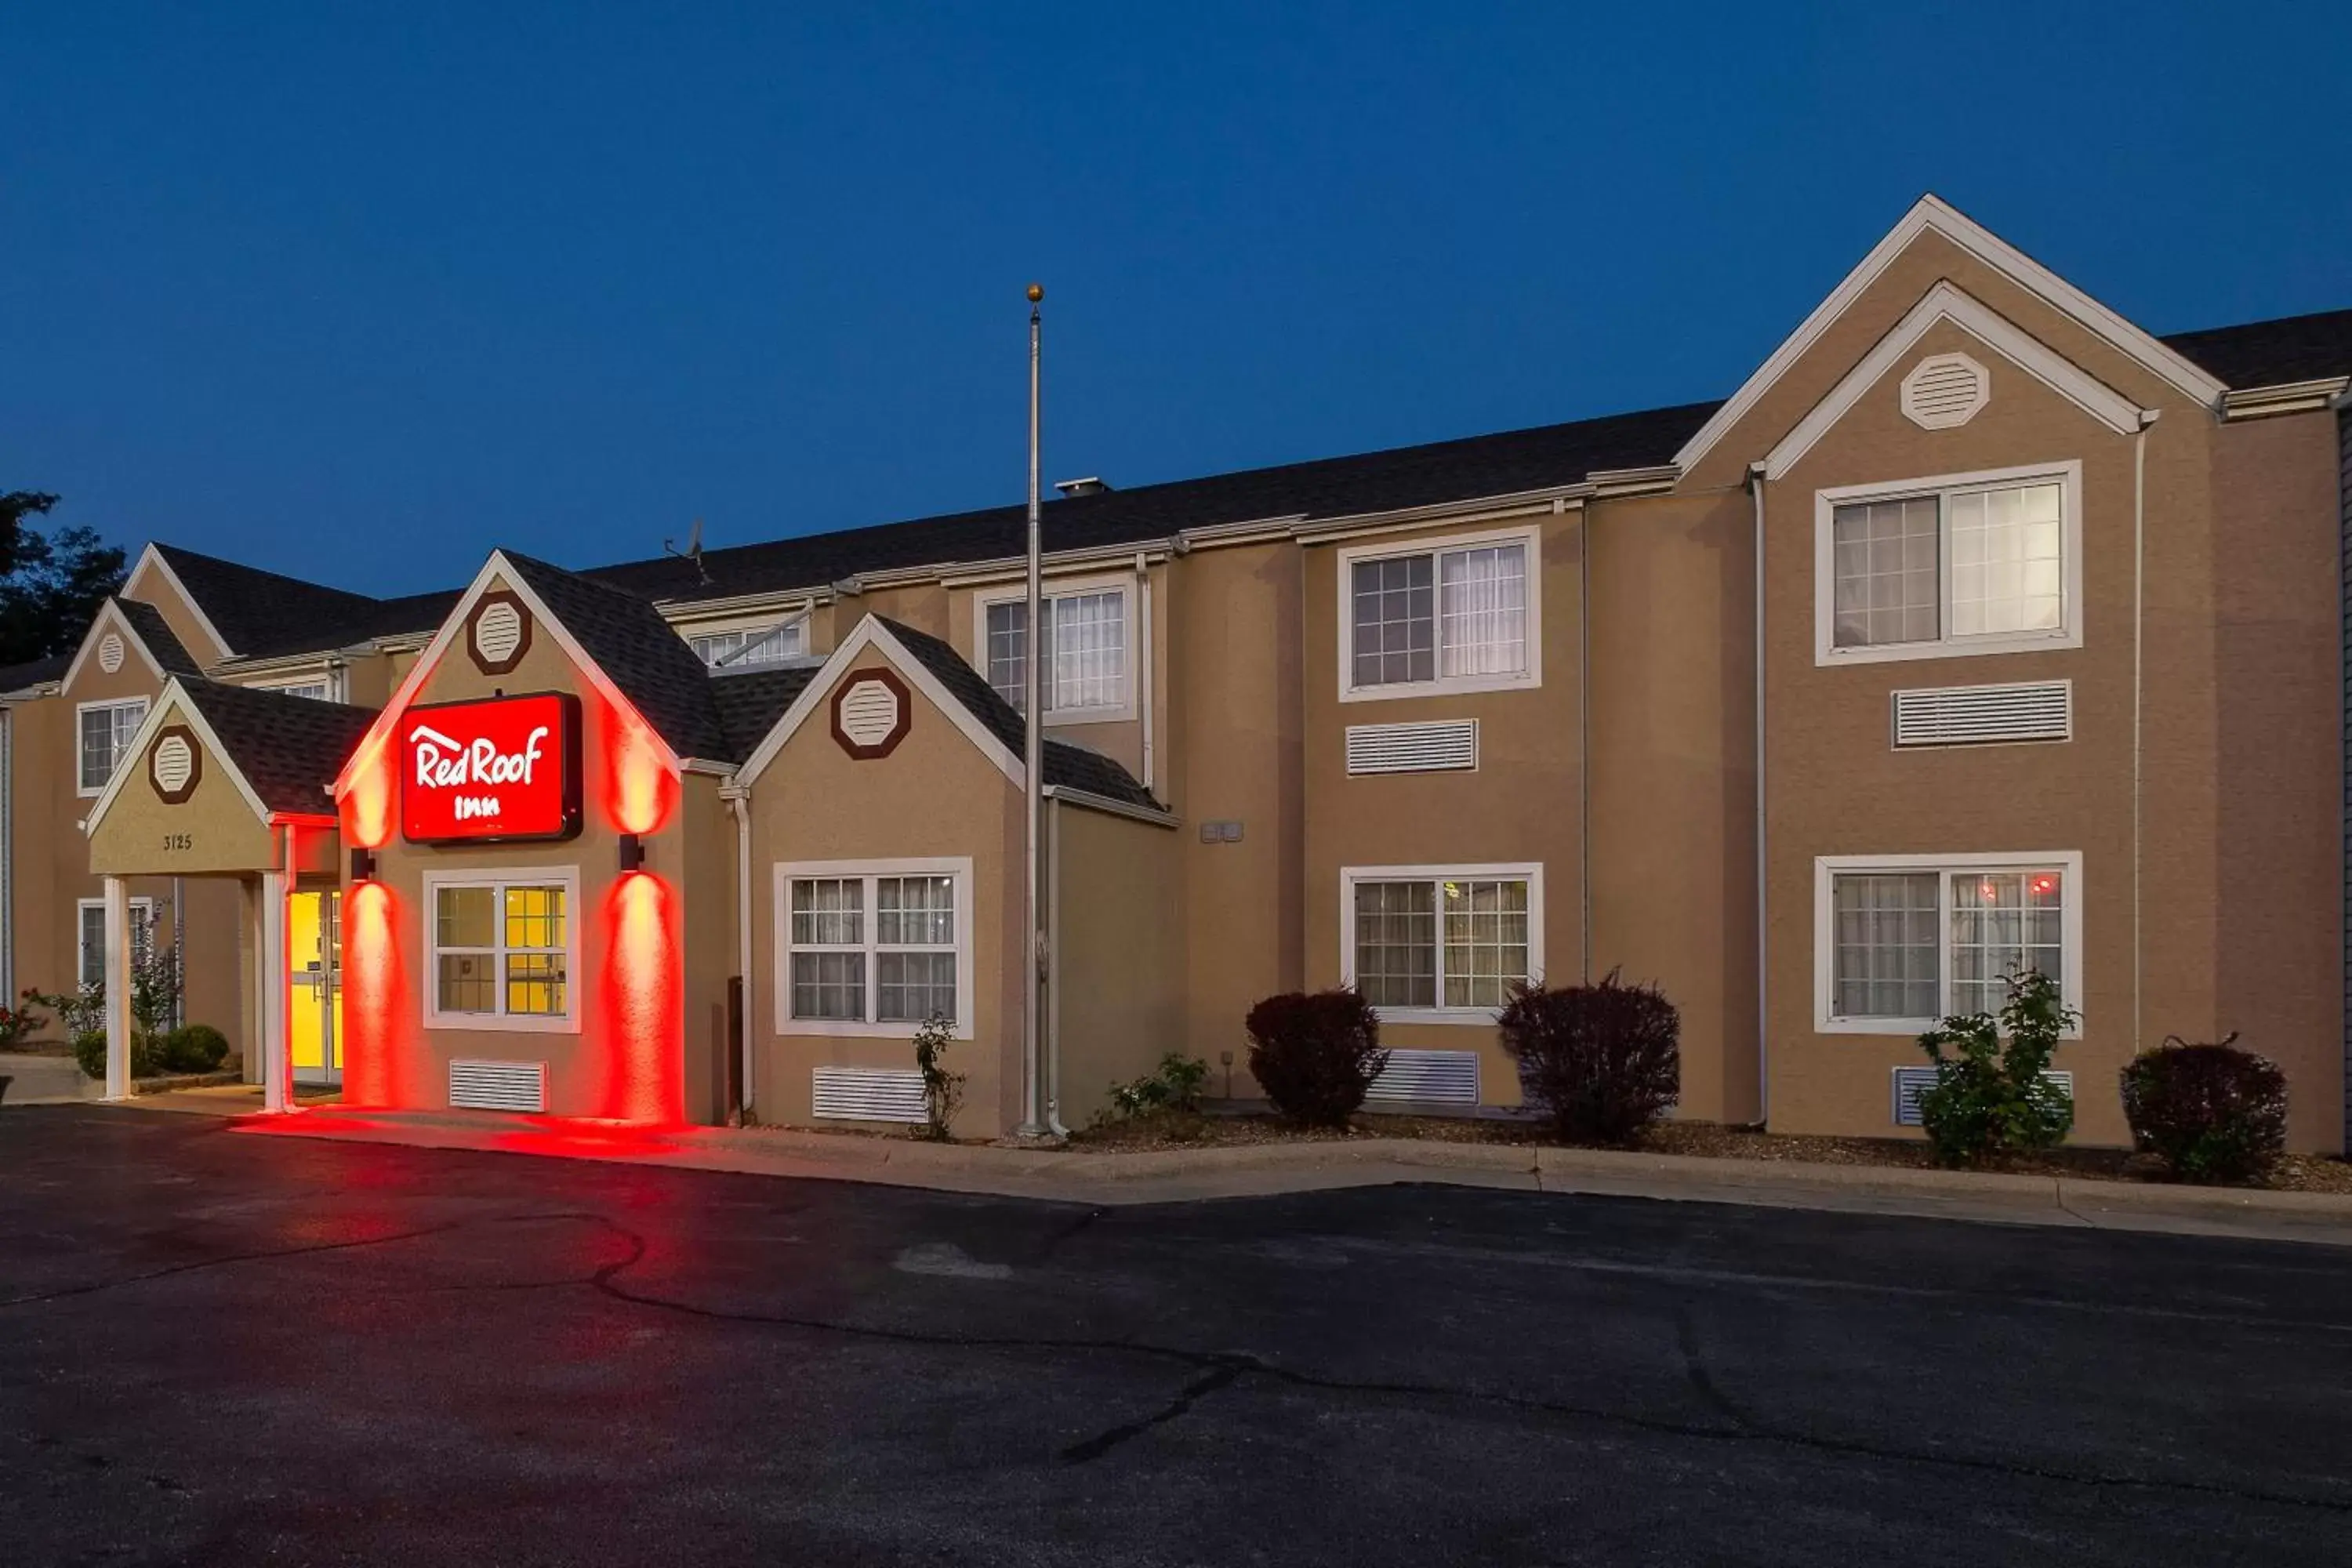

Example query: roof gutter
[2220,377,2352,420]
[1040,784,1179,828]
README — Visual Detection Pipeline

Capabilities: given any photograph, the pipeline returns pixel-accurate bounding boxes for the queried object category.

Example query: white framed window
[1814,462,2083,666]
[77,698,150,795]
[1814,851,2083,1033]
[76,898,155,991]
[685,617,808,670]
[422,867,580,1033]
[1336,524,1543,702]
[1339,862,1544,1023]
[972,573,1135,721]
[248,670,340,702]
[774,858,975,1039]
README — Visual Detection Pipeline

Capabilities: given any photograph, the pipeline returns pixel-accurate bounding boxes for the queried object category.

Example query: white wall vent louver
[812,1065,929,1123]
[1892,1065,2072,1127]
[1900,352,1990,430]
[98,633,125,674]
[1365,1048,1482,1106]
[1346,719,1479,776]
[449,1058,546,1112]
[1892,681,2071,748]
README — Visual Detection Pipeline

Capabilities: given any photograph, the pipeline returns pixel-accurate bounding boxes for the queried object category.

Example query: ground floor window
[1816,852,2081,1030]
[75,897,155,991]
[423,869,578,1032]
[775,858,973,1037]
[1340,863,1542,1021]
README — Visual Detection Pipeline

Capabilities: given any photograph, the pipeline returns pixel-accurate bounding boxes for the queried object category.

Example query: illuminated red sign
[400,692,583,844]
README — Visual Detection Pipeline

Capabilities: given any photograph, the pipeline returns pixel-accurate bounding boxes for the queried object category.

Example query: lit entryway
[289,890,342,1087]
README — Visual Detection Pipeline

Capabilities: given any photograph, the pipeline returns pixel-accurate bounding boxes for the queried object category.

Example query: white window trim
[971,570,1138,724]
[75,697,151,797]
[77,897,154,990]
[774,856,975,1040]
[1338,861,1544,1025]
[1813,461,2084,666]
[420,866,583,1035]
[1335,523,1544,703]
[1813,851,2085,1035]
[677,609,815,670]
[246,668,345,703]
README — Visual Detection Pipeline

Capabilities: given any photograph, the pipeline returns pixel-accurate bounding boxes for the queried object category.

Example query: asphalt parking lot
[4,1105,2349,1566]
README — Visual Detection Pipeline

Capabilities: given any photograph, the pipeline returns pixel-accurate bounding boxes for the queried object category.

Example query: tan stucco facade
[8,201,2344,1149]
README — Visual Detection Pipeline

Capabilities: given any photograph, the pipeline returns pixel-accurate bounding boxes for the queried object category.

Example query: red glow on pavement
[596,871,683,1124]
[342,729,396,848]
[599,695,676,836]
[339,880,419,1109]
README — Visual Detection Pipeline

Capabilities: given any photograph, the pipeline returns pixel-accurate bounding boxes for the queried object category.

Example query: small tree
[912,1013,964,1141]
[1498,971,1681,1144]
[1915,971,2076,1167]
[1245,990,1386,1127]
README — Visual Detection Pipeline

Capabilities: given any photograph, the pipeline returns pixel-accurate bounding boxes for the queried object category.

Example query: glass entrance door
[289,891,343,1087]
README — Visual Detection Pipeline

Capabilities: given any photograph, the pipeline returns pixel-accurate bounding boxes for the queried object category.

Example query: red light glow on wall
[343,730,395,850]
[597,872,683,1124]
[598,693,676,837]
[339,880,419,1109]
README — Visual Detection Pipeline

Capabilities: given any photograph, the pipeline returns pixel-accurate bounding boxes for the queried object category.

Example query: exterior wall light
[350,847,378,883]
[618,833,646,873]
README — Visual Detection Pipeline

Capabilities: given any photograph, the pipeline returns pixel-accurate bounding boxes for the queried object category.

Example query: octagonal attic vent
[1900,353,1990,430]
[98,632,125,673]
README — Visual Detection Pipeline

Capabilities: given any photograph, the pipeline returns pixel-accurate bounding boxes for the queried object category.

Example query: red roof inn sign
[400,692,584,844]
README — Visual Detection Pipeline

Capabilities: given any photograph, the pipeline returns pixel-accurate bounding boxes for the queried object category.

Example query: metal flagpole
[1018,283,1052,1139]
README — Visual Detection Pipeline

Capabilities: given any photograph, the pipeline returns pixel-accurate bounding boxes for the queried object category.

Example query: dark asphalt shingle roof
[586,400,1723,610]
[876,617,1162,810]
[172,680,380,817]
[0,653,71,694]
[2160,309,2352,390]
[114,598,205,679]
[151,545,394,660]
[494,551,733,763]
[708,666,819,764]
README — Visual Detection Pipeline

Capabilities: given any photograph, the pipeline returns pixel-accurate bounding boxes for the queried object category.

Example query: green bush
[1105,1052,1210,1120]
[74,1030,164,1080]
[1915,971,2076,1167]
[1245,989,1386,1127]
[2120,1035,2287,1184]
[912,1014,964,1141]
[159,1024,232,1073]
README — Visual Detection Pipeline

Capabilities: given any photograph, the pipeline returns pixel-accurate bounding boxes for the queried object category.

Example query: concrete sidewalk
[0,1052,100,1106]
[120,1099,2352,1246]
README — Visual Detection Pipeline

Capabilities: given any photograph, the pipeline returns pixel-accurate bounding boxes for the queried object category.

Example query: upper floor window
[688,619,806,670]
[77,698,149,794]
[1815,463,2082,666]
[1338,527,1542,702]
[977,580,1132,720]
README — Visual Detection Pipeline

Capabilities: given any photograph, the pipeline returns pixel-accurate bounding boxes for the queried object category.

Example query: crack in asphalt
[13,1205,2352,1515]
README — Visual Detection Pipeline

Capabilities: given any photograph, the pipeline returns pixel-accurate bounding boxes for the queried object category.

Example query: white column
[103,876,132,1101]
[260,865,288,1113]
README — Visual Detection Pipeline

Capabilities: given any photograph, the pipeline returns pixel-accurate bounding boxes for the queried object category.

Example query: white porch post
[260,855,289,1114]
[102,876,132,1101]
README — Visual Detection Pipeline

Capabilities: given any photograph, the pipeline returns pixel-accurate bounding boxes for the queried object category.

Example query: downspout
[1750,462,1769,1127]
[1575,495,1592,984]
[724,785,755,1122]
[2133,412,2158,1058]
[1136,550,1154,793]
[1047,794,1068,1136]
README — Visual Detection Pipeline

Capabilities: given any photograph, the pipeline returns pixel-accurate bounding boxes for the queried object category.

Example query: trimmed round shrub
[1499,969,1681,1143]
[74,1031,165,1080]
[2121,1037,2286,1183]
[1245,989,1387,1127]
[159,1024,232,1074]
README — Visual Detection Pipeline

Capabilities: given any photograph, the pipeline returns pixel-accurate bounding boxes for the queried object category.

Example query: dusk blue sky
[6,4,2347,597]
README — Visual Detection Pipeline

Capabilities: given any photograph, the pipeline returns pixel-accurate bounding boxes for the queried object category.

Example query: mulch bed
[1067,1108,2352,1194]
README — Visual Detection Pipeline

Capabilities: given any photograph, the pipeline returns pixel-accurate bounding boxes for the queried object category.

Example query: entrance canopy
[85,677,375,874]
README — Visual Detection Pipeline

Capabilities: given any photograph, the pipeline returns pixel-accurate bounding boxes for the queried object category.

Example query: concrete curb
[180,1105,2352,1243]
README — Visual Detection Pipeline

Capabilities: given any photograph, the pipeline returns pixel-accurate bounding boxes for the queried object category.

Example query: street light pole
[1018,283,1053,1139]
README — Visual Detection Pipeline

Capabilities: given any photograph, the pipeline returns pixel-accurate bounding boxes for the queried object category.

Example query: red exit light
[401,692,583,844]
